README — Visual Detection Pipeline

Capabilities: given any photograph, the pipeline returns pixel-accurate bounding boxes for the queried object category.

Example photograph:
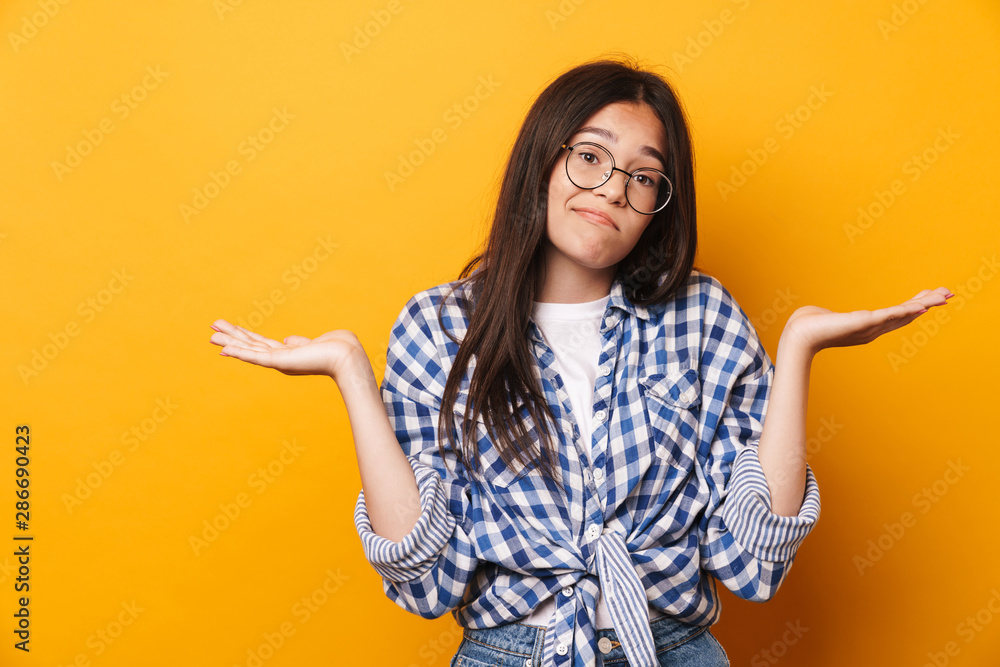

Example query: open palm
[785,287,953,354]
[208,319,364,378]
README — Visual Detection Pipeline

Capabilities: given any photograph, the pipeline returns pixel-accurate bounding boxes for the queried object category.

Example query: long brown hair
[435,56,698,485]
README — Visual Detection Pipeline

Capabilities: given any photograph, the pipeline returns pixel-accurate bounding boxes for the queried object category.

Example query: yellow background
[2,0,998,665]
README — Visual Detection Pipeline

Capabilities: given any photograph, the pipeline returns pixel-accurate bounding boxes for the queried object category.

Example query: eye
[632,172,661,188]
[570,144,609,168]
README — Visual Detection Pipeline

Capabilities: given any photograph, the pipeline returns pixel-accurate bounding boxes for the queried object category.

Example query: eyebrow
[574,126,667,168]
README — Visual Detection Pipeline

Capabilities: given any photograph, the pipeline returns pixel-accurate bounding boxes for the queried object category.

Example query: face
[544,101,669,280]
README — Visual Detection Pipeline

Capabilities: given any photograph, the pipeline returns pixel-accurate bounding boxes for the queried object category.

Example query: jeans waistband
[461,613,708,664]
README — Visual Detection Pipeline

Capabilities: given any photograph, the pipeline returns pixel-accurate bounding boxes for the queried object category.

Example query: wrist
[777,323,819,363]
[334,351,379,395]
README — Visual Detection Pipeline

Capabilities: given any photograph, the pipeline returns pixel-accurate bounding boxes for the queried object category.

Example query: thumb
[283,335,312,346]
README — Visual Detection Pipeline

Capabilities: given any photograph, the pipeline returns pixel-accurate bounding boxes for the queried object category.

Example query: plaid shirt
[354,269,821,667]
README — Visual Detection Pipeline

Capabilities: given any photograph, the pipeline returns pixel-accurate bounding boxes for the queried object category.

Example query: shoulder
[650,269,754,329]
[647,269,769,377]
[690,270,754,325]
[689,271,771,376]
[389,276,474,347]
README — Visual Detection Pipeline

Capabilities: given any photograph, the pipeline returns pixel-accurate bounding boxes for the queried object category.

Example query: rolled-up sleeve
[721,442,820,562]
[352,293,480,618]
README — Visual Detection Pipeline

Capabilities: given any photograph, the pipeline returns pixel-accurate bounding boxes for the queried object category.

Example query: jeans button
[598,637,613,654]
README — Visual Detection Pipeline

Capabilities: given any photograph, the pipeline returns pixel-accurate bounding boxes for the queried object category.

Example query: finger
[906,287,953,307]
[209,330,270,350]
[911,292,951,310]
[233,324,283,349]
[284,335,312,346]
[218,343,280,369]
[906,289,935,301]
[211,319,259,345]
[928,286,954,301]
[880,293,939,318]
[869,303,922,335]
[212,319,283,349]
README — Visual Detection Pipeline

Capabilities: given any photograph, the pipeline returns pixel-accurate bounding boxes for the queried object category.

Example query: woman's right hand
[211,319,421,540]
[209,319,367,381]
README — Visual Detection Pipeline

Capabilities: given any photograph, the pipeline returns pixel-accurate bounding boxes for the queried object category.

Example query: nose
[592,167,629,206]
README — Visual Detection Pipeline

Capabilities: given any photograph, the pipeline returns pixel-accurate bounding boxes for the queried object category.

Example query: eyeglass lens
[565,143,671,214]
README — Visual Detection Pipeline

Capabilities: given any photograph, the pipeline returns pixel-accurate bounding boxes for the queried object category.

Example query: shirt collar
[527,273,652,344]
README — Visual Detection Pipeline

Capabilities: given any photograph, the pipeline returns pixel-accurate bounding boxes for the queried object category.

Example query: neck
[535,247,615,304]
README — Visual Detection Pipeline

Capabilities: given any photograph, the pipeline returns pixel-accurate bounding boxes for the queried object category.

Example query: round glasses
[561,141,673,215]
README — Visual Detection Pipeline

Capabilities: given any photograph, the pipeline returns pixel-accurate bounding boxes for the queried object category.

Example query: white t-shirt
[521,293,664,630]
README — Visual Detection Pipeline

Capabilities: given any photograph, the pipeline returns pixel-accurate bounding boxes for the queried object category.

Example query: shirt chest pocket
[638,367,702,471]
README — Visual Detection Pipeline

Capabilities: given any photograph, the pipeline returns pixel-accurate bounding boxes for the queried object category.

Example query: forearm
[336,353,422,542]
[756,332,816,516]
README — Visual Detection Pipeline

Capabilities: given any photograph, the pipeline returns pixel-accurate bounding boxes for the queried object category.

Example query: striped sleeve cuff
[353,456,458,583]
[720,444,821,562]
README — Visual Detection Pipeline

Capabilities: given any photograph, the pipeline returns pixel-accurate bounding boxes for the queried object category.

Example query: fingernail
[211,325,221,331]
[945,293,954,299]
[219,351,229,357]
[917,308,928,314]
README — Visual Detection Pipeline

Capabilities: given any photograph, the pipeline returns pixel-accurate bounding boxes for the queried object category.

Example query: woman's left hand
[782,287,953,355]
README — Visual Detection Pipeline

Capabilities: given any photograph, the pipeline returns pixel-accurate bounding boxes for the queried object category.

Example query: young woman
[209,58,951,667]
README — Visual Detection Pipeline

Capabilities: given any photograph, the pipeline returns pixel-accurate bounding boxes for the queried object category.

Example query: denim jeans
[449,614,730,666]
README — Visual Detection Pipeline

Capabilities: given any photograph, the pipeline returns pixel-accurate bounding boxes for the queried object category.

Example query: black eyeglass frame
[560,141,673,215]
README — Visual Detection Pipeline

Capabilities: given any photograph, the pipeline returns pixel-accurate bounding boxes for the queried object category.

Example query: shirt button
[556,643,568,655]
[598,637,614,654]
[562,586,573,597]
[586,524,601,539]
[594,409,607,422]
[600,365,611,376]
[593,468,604,482]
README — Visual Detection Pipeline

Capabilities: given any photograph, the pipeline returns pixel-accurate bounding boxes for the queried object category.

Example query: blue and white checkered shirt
[354,269,821,667]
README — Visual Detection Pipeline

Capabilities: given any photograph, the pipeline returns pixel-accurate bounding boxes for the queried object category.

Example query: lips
[573,207,618,231]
